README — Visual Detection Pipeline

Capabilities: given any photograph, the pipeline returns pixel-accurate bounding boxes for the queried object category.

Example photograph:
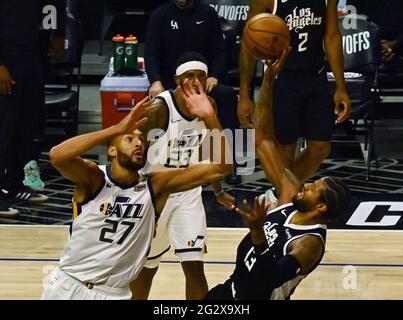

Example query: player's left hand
[206,77,218,93]
[179,78,215,120]
[236,197,269,231]
[334,89,351,124]
[216,191,236,211]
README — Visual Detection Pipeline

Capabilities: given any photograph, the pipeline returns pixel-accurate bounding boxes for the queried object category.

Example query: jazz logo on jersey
[187,235,205,247]
[99,197,144,219]
[285,7,322,32]
[165,128,204,168]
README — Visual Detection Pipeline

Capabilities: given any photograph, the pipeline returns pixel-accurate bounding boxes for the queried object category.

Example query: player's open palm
[179,79,215,120]
[236,197,269,231]
[116,96,150,134]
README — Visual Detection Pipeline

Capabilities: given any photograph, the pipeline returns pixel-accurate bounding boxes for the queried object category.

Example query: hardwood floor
[1,226,402,300]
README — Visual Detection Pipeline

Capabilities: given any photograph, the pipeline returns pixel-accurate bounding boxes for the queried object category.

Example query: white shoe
[0,198,19,217]
[258,187,279,212]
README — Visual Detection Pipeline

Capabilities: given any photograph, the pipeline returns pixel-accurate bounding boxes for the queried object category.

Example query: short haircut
[321,177,351,221]
[174,52,209,71]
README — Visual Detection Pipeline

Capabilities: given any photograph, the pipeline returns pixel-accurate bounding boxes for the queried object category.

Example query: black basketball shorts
[272,68,336,145]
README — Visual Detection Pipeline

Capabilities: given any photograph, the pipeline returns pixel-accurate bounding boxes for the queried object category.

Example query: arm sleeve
[207,11,227,81]
[255,249,301,286]
[144,10,163,84]
[243,250,301,299]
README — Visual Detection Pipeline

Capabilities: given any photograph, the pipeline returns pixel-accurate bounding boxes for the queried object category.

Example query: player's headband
[175,61,208,76]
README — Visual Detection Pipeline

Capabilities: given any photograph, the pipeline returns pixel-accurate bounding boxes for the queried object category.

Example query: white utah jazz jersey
[142,90,207,173]
[59,165,156,288]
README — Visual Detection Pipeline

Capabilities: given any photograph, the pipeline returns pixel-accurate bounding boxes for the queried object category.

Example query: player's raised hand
[115,96,150,134]
[179,78,215,120]
[263,46,292,84]
[236,197,269,231]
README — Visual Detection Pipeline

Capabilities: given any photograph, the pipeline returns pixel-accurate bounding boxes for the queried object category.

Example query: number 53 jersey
[59,165,156,288]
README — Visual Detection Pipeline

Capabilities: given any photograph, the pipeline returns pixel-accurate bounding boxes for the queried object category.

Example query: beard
[117,150,145,172]
[292,195,310,213]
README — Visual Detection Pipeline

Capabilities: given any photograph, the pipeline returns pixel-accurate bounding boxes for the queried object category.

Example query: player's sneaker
[1,187,48,203]
[0,197,19,217]
[23,160,45,191]
[258,187,279,212]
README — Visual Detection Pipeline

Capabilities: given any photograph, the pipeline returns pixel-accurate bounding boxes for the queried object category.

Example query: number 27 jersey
[59,166,156,288]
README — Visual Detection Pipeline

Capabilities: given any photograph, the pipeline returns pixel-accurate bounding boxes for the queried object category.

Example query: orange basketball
[242,13,290,60]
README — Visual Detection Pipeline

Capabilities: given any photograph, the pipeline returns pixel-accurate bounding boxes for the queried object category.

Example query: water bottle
[112,34,125,75]
[125,35,138,72]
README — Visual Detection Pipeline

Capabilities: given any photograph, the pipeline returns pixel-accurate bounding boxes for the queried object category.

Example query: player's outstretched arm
[49,97,149,191]
[238,0,275,128]
[253,48,300,204]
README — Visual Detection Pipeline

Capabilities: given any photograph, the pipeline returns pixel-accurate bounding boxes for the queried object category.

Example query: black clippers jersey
[274,0,327,71]
[230,203,327,300]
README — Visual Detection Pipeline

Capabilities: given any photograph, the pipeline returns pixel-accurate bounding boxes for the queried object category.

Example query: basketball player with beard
[205,51,351,300]
[238,0,351,186]
[41,79,233,300]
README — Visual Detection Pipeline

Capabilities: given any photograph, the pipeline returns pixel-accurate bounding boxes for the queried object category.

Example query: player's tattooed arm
[140,99,169,148]
[254,49,298,203]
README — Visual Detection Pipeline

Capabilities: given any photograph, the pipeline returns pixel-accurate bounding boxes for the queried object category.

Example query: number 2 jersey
[59,166,156,288]
[228,203,327,300]
[273,0,327,71]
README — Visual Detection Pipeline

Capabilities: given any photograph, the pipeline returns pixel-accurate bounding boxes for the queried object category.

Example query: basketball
[242,13,290,60]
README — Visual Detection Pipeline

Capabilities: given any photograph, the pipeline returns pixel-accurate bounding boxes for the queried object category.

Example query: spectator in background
[24,0,67,192]
[0,0,65,217]
[348,0,403,71]
[144,0,241,184]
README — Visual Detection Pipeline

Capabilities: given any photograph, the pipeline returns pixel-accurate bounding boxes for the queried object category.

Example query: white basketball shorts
[144,186,207,268]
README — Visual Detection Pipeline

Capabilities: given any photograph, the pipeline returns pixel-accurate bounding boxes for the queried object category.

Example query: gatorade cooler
[100,60,149,129]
